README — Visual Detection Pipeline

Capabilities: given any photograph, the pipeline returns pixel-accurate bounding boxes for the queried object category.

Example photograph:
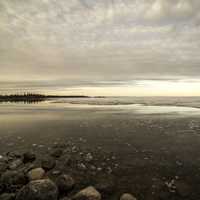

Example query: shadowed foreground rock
[73,186,101,200]
[41,157,56,171]
[120,193,137,200]
[56,174,75,193]
[2,138,190,200]
[9,159,23,170]
[23,152,36,164]
[1,171,27,191]
[15,179,58,200]
[0,193,15,200]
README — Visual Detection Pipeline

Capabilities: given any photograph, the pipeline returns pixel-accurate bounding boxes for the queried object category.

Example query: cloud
[144,0,197,22]
[0,0,200,94]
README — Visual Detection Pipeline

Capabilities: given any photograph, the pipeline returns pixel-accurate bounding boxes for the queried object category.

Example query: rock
[0,162,8,174]
[73,186,101,200]
[85,153,93,162]
[56,174,75,193]
[27,168,45,181]
[51,149,63,158]
[1,170,27,186]
[7,152,21,160]
[90,165,96,171]
[53,143,66,149]
[41,157,56,171]
[0,193,15,200]
[23,152,36,163]
[120,193,137,200]
[9,159,23,170]
[77,163,87,170]
[175,181,191,197]
[97,167,102,172]
[52,170,61,176]
[106,167,112,174]
[64,155,72,167]
[16,179,58,200]
[72,146,78,153]
[22,163,36,174]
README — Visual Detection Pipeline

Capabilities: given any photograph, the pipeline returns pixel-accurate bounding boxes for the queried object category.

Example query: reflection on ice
[1,97,200,116]
[133,105,200,115]
[52,99,200,115]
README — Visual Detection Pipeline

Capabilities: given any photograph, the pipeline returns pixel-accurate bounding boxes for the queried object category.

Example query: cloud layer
[0,0,200,94]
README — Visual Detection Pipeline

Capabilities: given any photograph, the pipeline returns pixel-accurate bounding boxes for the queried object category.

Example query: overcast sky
[0,0,200,96]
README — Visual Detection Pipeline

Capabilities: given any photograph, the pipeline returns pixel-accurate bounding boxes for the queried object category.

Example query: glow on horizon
[43,79,200,97]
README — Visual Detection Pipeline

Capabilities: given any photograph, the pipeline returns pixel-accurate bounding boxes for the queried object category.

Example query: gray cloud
[0,0,200,93]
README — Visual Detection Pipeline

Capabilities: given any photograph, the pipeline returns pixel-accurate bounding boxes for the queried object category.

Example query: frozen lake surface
[1,97,200,199]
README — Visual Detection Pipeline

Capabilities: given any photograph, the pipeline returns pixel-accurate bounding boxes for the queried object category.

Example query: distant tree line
[0,93,46,103]
[0,93,90,103]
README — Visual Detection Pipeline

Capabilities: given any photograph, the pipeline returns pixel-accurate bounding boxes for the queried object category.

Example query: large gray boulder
[16,179,58,200]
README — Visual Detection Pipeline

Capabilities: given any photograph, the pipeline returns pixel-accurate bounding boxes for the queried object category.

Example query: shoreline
[0,137,198,200]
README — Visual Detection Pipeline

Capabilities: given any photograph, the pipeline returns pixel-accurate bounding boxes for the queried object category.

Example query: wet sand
[1,100,200,199]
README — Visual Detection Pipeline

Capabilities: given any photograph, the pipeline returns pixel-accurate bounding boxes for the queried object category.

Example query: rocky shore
[0,138,196,200]
[0,139,137,200]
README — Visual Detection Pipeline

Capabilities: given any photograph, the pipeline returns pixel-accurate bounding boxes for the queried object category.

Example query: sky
[0,0,200,96]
